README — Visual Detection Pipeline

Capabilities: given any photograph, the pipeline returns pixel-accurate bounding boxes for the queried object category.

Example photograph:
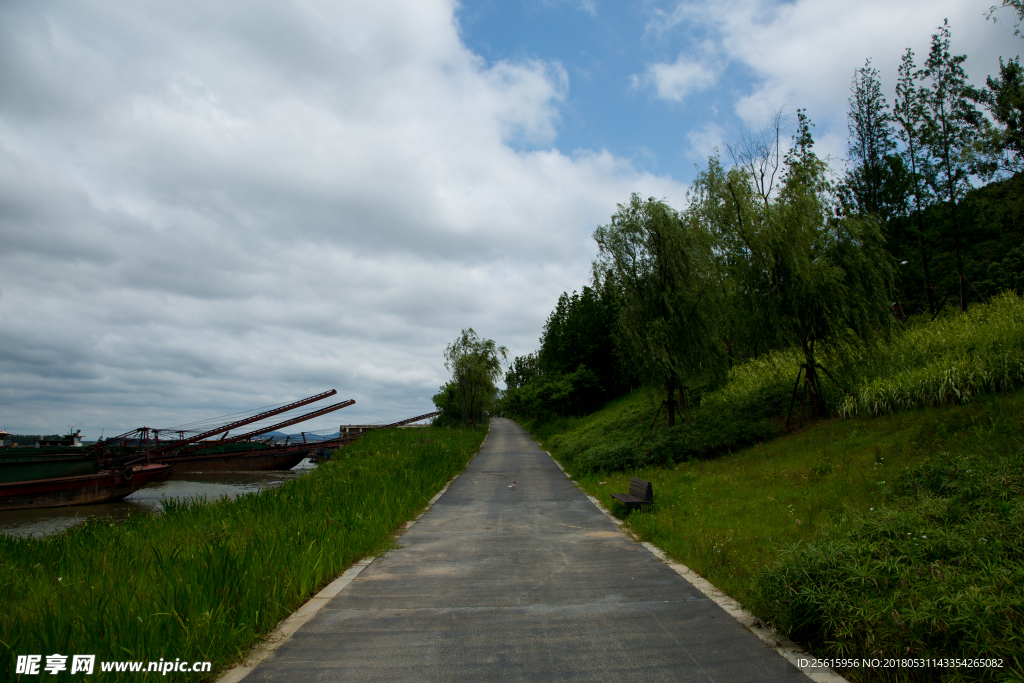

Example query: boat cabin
[37,429,84,448]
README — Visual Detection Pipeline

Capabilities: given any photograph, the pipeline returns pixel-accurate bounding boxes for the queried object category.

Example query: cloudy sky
[0,0,1019,436]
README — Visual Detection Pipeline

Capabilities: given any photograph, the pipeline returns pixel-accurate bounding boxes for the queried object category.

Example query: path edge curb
[544,449,849,683]
[216,427,491,683]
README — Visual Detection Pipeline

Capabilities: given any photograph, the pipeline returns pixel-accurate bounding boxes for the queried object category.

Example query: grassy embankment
[518,293,1024,681]
[0,425,486,682]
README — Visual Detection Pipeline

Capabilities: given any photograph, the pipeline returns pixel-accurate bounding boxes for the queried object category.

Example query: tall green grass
[0,426,485,682]
[699,292,1024,423]
[841,291,1024,416]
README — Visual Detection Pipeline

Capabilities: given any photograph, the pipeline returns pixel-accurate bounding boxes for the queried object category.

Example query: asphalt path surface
[244,417,805,682]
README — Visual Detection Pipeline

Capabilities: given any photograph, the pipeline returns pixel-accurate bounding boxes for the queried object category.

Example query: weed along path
[237,418,809,682]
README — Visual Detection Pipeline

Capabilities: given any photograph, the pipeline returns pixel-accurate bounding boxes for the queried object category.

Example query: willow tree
[712,110,893,419]
[434,328,507,428]
[593,193,727,426]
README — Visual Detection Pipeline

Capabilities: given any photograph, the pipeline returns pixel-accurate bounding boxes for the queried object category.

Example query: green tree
[593,193,728,426]
[502,272,634,420]
[538,279,630,404]
[539,287,610,379]
[844,59,900,223]
[433,328,507,428]
[921,20,984,312]
[504,352,541,391]
[716,110,894,419]
[894,47,939,315]
[981,1,1024,173]
[971,56,1024,178]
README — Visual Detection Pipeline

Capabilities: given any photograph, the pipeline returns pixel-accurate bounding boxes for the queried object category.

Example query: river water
[0,459,317,538]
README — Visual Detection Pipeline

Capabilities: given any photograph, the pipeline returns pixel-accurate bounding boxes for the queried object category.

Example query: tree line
[503,9,1024,425]
[844,10,1024,314]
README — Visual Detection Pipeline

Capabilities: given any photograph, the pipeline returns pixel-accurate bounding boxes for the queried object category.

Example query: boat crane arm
[169,399,356,456]
[148,390,338,455]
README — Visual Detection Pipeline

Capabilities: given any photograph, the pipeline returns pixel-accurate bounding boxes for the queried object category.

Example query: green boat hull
[0,450,99,484]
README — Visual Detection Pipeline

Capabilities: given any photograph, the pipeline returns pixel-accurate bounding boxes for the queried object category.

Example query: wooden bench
[611,477,653,511]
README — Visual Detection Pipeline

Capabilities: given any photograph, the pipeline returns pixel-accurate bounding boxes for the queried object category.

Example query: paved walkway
[244,418,804,682]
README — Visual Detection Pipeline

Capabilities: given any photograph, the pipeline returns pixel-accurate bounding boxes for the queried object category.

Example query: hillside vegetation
[504,17,1024,430]
[520,295,1024,681]
[522,293,1024,476]
[533,391,1023,681]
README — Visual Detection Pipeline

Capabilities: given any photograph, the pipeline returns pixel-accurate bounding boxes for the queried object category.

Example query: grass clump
[0,425,485,682]
[754,439,1024,680]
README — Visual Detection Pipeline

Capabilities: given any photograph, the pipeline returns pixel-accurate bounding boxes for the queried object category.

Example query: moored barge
[0,463,171,511]
[0,429,98,483]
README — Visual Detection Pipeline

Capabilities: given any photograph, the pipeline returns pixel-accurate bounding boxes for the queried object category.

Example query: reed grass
[0,425,486,682]
[699,292,1024,421]
[840,292,1024,417]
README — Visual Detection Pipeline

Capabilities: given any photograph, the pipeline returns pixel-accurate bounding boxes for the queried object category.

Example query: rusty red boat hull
[154,437,360,472]
[162,451,307,473]
[0,463,172,511]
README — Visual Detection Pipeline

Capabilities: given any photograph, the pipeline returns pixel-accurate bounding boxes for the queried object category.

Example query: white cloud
[641,55,719,102]
[541,0,598,17]
[686,121,727,160]
[0,0,686,434]
[670,0,1021,162]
